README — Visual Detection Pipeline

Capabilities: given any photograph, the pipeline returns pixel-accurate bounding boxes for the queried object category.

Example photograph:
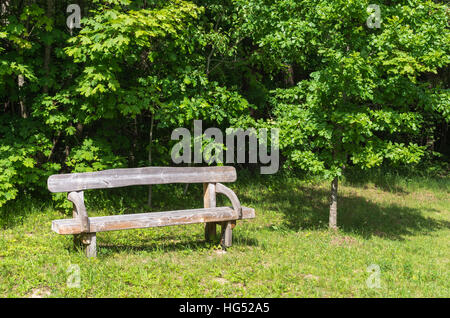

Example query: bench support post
[67,191,97,257]
[203,183,217,241]
[83,233,97,258]
[68,191,89,233]
[72,233,97,257]
[220,221,233,248]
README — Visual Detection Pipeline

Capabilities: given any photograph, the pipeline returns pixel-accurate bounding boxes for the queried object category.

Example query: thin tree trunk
[43,0,54,94]
[329,176,338,229]
[285,63,295,87]
[76,122,83,136]
[130,117,138,166]
[47,130,61,161]
[147,114,154,207]
[64,144,70,164]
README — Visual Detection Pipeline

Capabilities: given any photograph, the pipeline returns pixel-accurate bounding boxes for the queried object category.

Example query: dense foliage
[1,0,448,225]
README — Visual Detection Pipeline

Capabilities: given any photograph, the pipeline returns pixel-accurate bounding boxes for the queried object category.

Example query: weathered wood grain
[48,166,237,193]
[52,206,255,235]
[67,191,89,233]
[204,183,217,241]
[84,233,96,258]
[220,221,232,248]
[203,183,216,208]
[215,182,242,218]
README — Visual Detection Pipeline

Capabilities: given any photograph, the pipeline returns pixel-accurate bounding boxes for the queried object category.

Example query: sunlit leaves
[246,0,449,179]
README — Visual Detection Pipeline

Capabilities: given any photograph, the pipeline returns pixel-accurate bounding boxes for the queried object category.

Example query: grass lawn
[0,171,449,297]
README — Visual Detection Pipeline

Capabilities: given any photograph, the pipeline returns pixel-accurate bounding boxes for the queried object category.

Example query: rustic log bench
[47,166,255,257]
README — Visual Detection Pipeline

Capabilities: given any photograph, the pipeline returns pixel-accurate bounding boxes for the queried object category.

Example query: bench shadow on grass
[95,237,260,256]
[239,185,449,241]
[91,228,260,256]
[96,240,212,255]
[97,238,260,256]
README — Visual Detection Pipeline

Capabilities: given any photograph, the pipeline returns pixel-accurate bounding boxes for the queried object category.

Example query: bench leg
[203,183,217,242]
[81,233,97,258]
[220,221,232,249]
[205,222,217,242]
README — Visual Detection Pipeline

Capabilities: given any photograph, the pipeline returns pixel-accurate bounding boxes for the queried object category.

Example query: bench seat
[52,206,255,235]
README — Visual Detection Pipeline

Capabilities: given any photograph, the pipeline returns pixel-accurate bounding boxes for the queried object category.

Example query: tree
[237,0,449,228]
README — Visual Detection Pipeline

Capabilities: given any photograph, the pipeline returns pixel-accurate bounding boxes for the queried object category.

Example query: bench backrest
[47,166,237,193]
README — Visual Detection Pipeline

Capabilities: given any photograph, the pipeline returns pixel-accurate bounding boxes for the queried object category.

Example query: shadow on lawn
[242,184,449,240]
[95,240,211,255]
[95,233,260,255]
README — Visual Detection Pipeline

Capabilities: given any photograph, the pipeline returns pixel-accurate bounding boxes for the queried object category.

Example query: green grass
[0,171,449,297]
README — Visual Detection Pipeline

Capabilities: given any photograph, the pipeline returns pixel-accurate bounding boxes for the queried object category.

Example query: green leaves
[65,138,126,173]
[246,0,449,179]
[0,115,56,207]
[0,0,448,208]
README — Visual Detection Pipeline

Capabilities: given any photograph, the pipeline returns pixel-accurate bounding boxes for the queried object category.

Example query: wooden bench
[47,166,255,257]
